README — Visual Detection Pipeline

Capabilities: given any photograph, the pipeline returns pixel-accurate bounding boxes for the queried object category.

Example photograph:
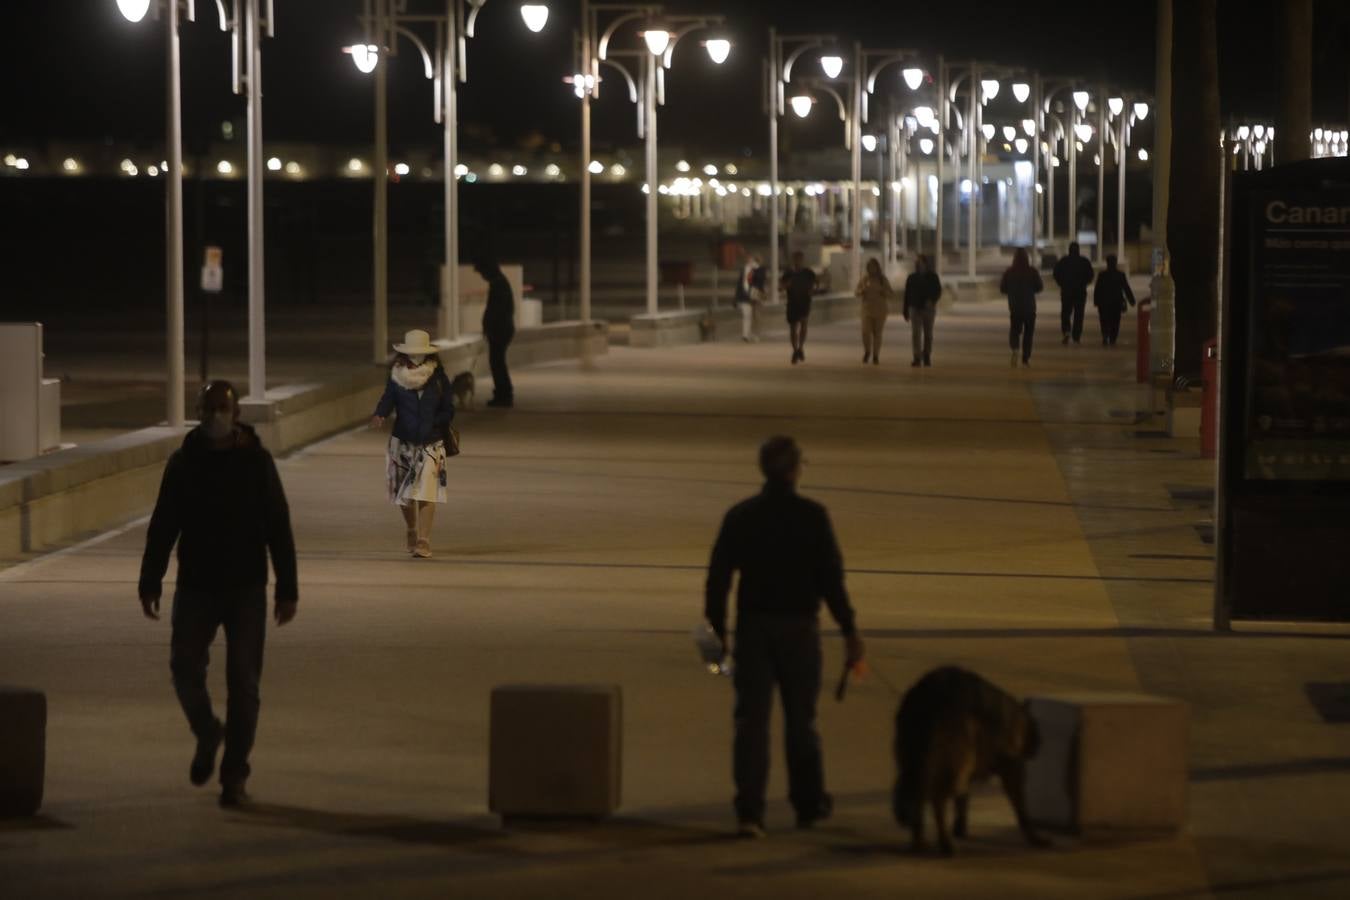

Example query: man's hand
[139,593,161,621]
[275,601,298,626]
[369,415,386,429]
[845,632,865,668]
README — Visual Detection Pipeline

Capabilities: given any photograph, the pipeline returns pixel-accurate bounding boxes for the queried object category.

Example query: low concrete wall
[630,298,857,348]
[0,426,184,559]
[0,320,608,560]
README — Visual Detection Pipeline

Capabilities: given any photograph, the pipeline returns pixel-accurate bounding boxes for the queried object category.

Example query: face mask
[203,411,234,440]
[408,354,426,366]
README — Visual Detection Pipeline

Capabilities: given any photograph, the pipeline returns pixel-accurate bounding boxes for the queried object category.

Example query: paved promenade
[3,298,1349,898]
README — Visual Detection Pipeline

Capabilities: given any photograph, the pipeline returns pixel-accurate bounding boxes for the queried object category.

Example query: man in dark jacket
[1051,242,1095,345]
[780,252,818,364]
[903,254,942,367]
[138,381,298,807]
[476,256,516,408]
[1093,255,1136,346]
[705,436,865,837]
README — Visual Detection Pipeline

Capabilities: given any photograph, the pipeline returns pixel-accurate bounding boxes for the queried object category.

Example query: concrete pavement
[3,297,1349,898]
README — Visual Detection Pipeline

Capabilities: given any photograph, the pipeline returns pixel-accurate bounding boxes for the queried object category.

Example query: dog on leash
[449,371,475,410]
[892,666,1047,855]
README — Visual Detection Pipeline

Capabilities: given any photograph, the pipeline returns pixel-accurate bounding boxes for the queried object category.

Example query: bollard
[1136,300,1152,384]
[1201,337,1218,459]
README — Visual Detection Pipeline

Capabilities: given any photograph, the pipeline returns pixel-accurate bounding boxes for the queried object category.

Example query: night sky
[5,1,1350,158]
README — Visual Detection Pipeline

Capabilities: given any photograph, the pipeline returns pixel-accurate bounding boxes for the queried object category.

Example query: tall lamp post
[859,46,929,273]
[767,30,838,299]
[347,1,549,354]
[787,74,857,279]
[117,0,269,419]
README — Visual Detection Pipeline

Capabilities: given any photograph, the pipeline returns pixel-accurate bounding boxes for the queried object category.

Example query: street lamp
[790,94,814,117]
[820,54,844,79]
[902,67,924,90]
[117,0,267,423]
[1011,81,1030,103]
[520,3,548,32]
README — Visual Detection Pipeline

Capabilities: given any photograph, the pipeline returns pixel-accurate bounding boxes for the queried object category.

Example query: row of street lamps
[117,0,1153,427]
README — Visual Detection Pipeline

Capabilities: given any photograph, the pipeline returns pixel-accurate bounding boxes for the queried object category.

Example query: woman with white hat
[369,330,456,558]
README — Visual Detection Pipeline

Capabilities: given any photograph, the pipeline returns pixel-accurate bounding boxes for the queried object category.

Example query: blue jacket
[374,366,456,445]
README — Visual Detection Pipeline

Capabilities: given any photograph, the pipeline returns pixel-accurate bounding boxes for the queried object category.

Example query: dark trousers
[487,332,514,401]
[1099,309,1122,345]
[170,587,267,785]
[1060,294,1086,341]
[1010,310,1036,362]
[732,615,825,824]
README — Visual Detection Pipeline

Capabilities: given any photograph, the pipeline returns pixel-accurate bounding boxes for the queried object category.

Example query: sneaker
[219,781,251,808]
[737,820,766,839]
[190,718,224,787]
[796,794,833,830]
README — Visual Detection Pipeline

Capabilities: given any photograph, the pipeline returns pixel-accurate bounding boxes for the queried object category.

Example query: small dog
[449,371,475,410]
[893,666,1047,855]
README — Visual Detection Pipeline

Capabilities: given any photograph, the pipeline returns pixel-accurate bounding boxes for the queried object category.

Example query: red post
[1136,299,1152,384]
[1201,337,1219,459]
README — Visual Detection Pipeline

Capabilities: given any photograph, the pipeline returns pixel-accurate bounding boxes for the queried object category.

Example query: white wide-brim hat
[392,329,441,356]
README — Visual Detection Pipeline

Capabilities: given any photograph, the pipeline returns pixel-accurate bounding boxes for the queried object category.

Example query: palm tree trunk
[1167,0,1220,381]
[1276,0,1313,164]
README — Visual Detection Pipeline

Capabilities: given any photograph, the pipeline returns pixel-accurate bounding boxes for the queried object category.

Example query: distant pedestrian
[1052,242,1095,345]
[705,436,865,838]
[781,252,818,364]
[370,330,456,559]
[1093,255,1136,346]
[903,254,942,367]
[138,380,298,808]
[856,257,894,365]
[735,252,762,343]
[1000,248,1044,368]
[475,256,516,408]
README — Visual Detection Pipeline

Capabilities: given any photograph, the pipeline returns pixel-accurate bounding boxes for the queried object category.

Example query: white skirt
[387,436,449,505]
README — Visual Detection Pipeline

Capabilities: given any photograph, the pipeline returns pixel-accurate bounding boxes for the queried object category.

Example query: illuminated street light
[914,106,935,128]
[1073,90,1090,111]
[1002,126,1016,141]
[1237,125,1250,141]
[1011,81,1030,103]
[395,162,411,176]
[284,161,301,175]
[790,94,814,118]
[1133,101,1149,120]
[1253,124,1266,140]
[704,38,731,65]
[676,159,691,172]
[1015,137,1029,154]
[1138,148,1149,161]
[703,163,718,176]
[861,134,878,152]
[116,0,151,22]
[903,67,924,90]
[981,78,999,102]
[267,157,282,171]
[1022,118,1035,136]
[642,29,671,56]
[346,43,380,74]
[919,137,934,155]
[544,163,561,178]
[981,123,996,141]
[217,160,234,175]
[588,160,604,174]
[520,4,549,33]
[1108,96,1124,117]
[63,157,80,173]
[1075,123,1094,142]
[820,55,844,79]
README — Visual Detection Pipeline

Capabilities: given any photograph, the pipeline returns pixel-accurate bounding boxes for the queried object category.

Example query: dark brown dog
[892,666,1047,855]
[449,371,475,410]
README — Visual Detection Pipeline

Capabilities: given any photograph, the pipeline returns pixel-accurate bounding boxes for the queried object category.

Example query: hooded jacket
[138,423,297,603]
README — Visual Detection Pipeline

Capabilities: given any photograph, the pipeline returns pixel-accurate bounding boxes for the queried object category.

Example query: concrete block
[0,686,46,817]
[489,684,622,819]
[1025,692,1189,833]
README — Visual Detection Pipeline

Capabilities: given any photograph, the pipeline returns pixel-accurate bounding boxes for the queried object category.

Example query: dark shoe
[189,718,224,787]
[486,397,513,408]
[737,820,766,839]
[872,356,880,365]
[1061,334,1069,345]
[863,352,870,363]
[219,781,251,808]
[798,348,805,363]
[796,794,833,830]
[911,360,921,367]
[923,356,932,367]
[790,350,799,365]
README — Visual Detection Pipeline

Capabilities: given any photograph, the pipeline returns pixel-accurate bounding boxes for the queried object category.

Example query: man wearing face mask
[138,380,298,808]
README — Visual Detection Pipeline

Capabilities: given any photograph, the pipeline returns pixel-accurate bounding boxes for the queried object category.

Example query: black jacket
[1052,253,1095,300]
[903,271,942,313]
[374,365,456,446]
[1000,267,1044,317]
[1093,269,1136,313]
[482,271,516,339]
[704,481,857,641]
[138,424,298,603]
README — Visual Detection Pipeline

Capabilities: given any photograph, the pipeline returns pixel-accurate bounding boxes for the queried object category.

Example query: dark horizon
[6,1,1349,159]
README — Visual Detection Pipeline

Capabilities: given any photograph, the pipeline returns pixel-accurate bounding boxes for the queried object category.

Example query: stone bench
[1025,692,1189,833]
[488,684,622,820]
[0,686,46,817]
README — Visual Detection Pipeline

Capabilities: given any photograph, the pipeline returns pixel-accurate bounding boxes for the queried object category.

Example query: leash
[835,660,904,702]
